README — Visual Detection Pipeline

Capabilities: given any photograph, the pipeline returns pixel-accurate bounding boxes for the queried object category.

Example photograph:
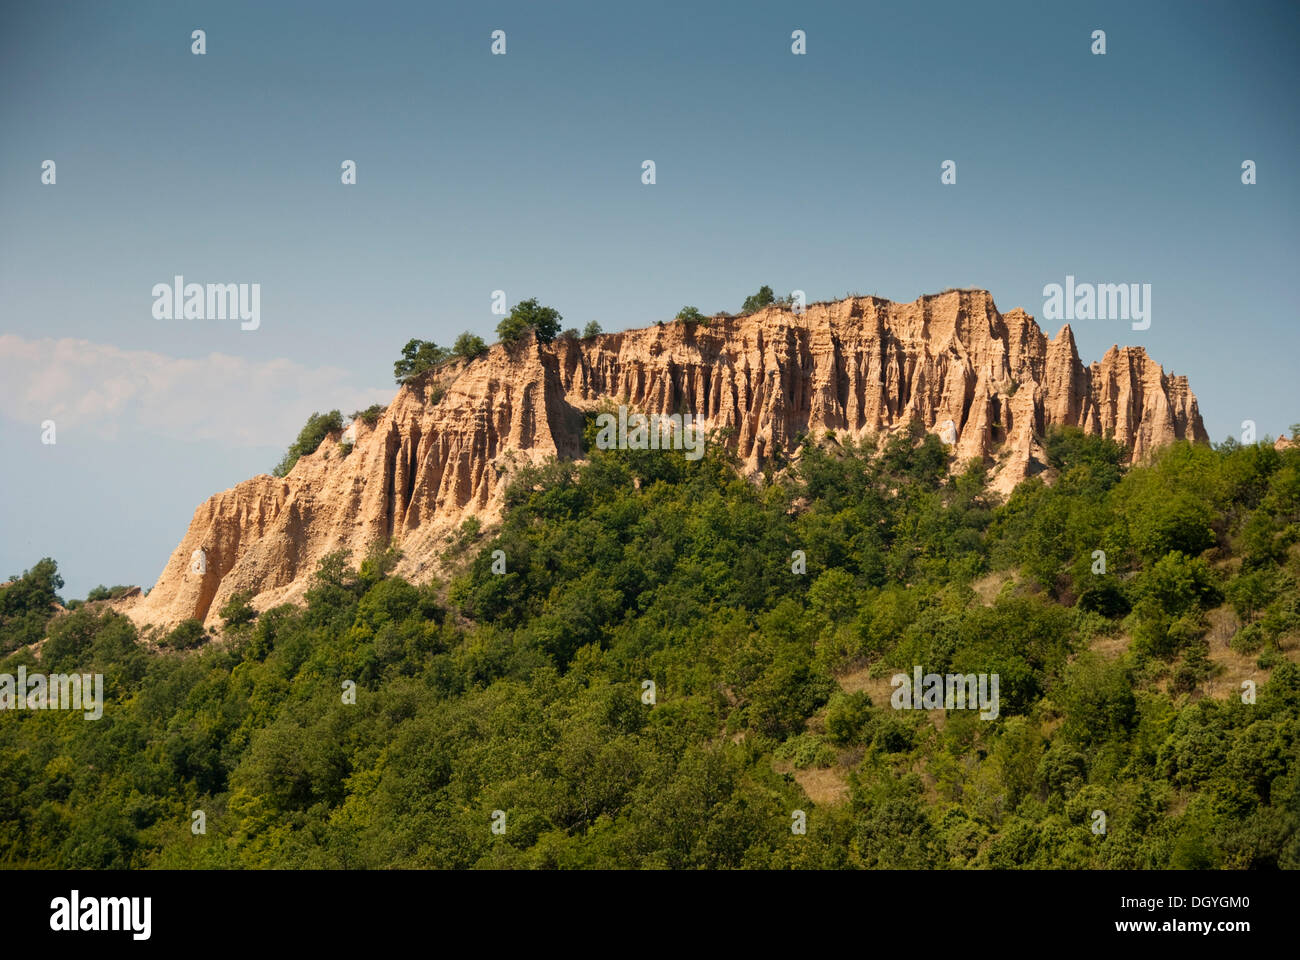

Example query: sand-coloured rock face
[122,289,1207,629]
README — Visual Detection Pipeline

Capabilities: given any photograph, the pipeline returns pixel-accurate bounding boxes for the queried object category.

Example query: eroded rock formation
[121,289,1207,629]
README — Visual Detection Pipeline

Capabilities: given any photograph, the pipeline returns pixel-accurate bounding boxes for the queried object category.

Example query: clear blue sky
[2,0,1297,599]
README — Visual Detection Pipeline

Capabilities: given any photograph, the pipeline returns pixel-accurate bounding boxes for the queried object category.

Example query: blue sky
[1,0,1297,598]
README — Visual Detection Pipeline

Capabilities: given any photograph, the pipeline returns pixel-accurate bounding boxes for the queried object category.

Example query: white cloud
[0,335,393,446]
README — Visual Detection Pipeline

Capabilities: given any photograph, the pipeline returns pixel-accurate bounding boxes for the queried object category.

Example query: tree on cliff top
[0,557,64,653]
[394,339,452,384]
[497,298,562,346]
[740,285,776,314]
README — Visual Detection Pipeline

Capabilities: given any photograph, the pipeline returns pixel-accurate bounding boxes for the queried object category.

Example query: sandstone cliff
[121,289,1207,630]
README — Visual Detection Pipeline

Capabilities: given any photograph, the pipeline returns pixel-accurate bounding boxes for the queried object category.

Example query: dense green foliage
[740,285,775,314]
[676,306,706,324]
[349,404,386,428]
[452,332,487,360]
[582,321,602,339]
[497,298,563,346]
[2,428,1298,868]
[0,559,63,655]
[84,585,134,604]
[272,411,343,478]
[393,339,452,385]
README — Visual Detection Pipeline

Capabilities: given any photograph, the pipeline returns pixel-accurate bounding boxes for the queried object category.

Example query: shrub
[1077,582,1130,618]
[775,732,837,769]
[349,404,385,427]
[582,321,602,339]
[272,410,343,477]
[825,690,873,745]
[676,306,706,324]
[1257,646,1282,669]
[452,332,487,360]
[1232,623,1266,654]
[161,619,206,650]
[218,590,257,627]
[86,584,133,602]
[1166,613,1207,652]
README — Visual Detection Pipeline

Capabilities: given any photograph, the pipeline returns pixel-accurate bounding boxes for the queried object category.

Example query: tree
[452,332,487,360]
[740,285,775,314]
[582,321,602,339]
[1135,550,1221,618]
[0,557,65,653]
[498,298,562,345]
[272,410,343,477]
[394,339,451,384]
[675,306,705,324]
[1225,568,1277,623]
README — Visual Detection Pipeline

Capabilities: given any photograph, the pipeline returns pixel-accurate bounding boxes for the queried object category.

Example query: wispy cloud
[0,335,392,447]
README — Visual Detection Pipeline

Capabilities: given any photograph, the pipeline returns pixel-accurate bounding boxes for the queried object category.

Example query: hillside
[1,422,1297,868]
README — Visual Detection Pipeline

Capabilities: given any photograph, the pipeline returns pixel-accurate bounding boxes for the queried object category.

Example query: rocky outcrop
[120,289,1207,629]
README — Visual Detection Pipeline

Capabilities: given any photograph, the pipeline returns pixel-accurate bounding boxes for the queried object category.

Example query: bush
[676,306,706,324]
[1257,646,1282,669]
[498,298,562,345]
[272,410,343,477]
[582,321,602,339]
[393,339,451,384]
[452,332,487,360]
[1232,623,1266,654]
[86,584,133,602]
[1166,613,1206,650]
[161,619,207,650]
[825,690,873,745]
[775,733,837,769]
[350,404,385,427]
[1077,582,1130,618]
[219,590,257,627]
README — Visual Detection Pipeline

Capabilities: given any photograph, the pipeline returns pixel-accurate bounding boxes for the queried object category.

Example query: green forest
[1,422,1298,869]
